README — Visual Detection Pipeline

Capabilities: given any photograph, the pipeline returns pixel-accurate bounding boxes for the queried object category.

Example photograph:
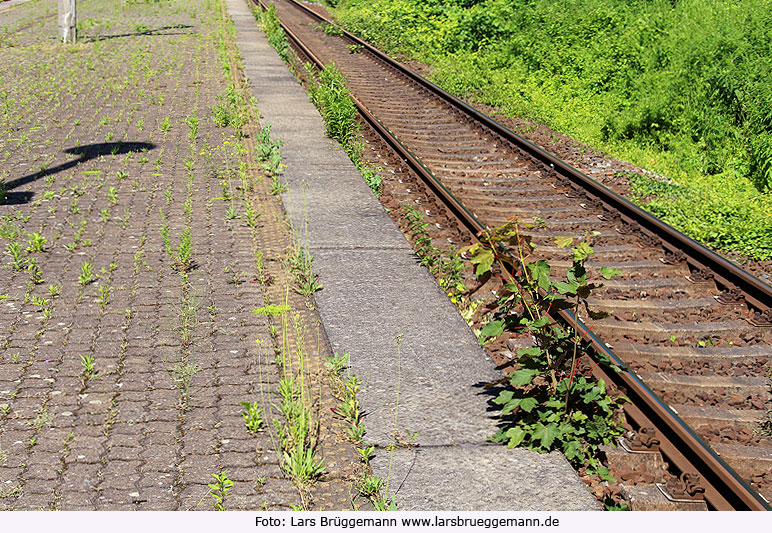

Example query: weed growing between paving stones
[0,217,20,240]
[460,221,626,477]
[244,201,261,227]
[261,295,325,502]
[240,401,265,434]
[30,407,53,431]
[174,287,200,348]
[171,228,193,273]
[212,84,252,137]
[326,351,365,442]
[97,284,112,307]
[325,344,396,510]
[253,124,287,195]
[78,262,95,285]
[287,246,322,298]
[160,116,171,134]
[207,471,234,511]
[363,335,404,511]
[79,354,98,382]
[48,283,61,298]
[185,115,200,141]
[25,232,46,253]
[6,242,25,270]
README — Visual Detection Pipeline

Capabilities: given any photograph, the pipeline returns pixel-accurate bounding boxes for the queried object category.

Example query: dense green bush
[333,0,772,258]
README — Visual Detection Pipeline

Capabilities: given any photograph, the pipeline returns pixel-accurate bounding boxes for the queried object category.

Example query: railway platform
[226,0,597,511]
[0,0,597,511]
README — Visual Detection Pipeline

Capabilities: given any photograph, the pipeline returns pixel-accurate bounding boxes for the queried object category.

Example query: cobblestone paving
[0,0,360,510]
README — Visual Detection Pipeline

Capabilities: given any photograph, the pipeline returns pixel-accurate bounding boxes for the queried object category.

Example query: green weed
[306,63,383,195]
[79,262,95,285]
[270,175,287,195]
[97,284,112,307]
[207,471,234,511]
[26,232,46,253]
[80,353,97,379]
[30,408,53,430]
[257,4,290,62]
[402,206,465,299]
[185,115,200,141]
[48,283,61,298]
[287,247,322,296]
[170,228,193,273]
[6,242,26,270]
[160,116,171,134]
[325,351,349,375]
[461,221,626,475]
[240,401,264,434]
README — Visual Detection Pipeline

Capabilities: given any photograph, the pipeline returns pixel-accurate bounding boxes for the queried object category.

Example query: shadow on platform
[4,141,155,204]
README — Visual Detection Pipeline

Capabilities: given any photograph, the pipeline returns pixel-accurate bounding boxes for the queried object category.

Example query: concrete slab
[312,247,499,446]
[282,192,408,250]
[226,0,599,510]
[371,446,599,511]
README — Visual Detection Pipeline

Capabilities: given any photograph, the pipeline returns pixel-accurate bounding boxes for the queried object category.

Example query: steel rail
[252,0,771,510]
[280,0,772,314]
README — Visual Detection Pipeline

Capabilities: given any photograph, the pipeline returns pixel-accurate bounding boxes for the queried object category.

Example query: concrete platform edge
[225,0,598,511]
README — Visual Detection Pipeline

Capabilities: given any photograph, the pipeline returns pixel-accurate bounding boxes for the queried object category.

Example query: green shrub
[258,3,289,62]
[309,63,359,146]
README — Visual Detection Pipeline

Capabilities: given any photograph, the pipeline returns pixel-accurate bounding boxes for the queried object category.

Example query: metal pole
[58,0,76,43]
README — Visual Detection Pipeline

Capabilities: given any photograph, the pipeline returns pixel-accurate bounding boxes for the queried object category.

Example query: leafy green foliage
[308,63,358,148]
[257,3,290,62]
[79,262,95,285]
[460,221,626,472]
[6,242,25,270]
[240,401,264,434]
[212,84,251,135]
[208,471,234,511]
[26,232,46,253]
[274,374,326,483]
[333,0,772,258]
[306,63,384,196]
[287,247,322,296]
[625,171,772,260]
[80,353,97,379]
[171,228,193,273]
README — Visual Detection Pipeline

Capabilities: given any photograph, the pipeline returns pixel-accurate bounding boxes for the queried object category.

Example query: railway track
[251,0,772,510]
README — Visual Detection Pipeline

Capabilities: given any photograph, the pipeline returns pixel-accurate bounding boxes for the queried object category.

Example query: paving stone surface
[0,0,358,511]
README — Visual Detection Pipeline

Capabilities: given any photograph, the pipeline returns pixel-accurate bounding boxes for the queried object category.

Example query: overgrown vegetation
[624,171,772,259]
[212,84,252,136]
[461,221,626,476]
[332,0,772,259]
[257,5,384,195]
[256,3,290,62]
[306,63,384,196]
